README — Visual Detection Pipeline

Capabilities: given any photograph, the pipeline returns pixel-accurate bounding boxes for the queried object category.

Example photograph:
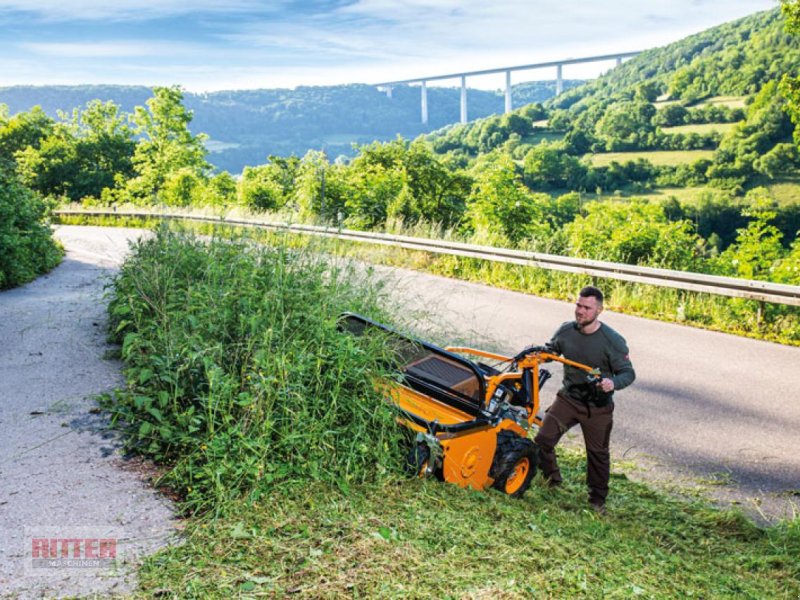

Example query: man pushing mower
[531,286,636,514]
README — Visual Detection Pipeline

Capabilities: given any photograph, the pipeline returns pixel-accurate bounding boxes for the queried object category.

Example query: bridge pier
[556,64,563,95]
[421,81,428,124]
[505,70,512,113]
[374,50,642,125]
[460,75,467,123]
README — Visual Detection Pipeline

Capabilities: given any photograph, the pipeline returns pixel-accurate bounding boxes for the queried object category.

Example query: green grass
[136,454,800,598]
[693,96,747,109]
[521,131,564,145]
[661,123,738,135]
[585,150,715,167]
[103,225,408,513]
[653,96,747,110]
[764,175,800,205]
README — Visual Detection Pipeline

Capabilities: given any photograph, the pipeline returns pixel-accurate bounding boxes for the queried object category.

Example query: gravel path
[0,227,174,598]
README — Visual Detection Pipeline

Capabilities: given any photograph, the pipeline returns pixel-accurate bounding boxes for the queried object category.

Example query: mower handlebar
[512,345,549,362]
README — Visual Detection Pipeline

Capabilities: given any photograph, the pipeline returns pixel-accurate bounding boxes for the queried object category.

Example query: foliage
[564,199,701,268]
[465,152,550,245]
[0,105,53,160]
[105,226,406,511]
[0,81,579,174]
[125,86,209,203]
[15,100,135,202]
[714,189,787,279]
[0,164,62,288]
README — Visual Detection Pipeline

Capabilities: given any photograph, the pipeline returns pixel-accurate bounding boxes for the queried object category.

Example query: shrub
[0,165,62,289]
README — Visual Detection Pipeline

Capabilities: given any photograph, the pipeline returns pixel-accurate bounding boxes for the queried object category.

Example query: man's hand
[599,378,615,393]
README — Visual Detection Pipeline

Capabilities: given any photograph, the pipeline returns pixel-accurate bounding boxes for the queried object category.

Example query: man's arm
[608,343,635,392]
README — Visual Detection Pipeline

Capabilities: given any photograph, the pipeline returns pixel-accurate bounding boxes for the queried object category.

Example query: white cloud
[19,41,193,58]
[0,0,267,21]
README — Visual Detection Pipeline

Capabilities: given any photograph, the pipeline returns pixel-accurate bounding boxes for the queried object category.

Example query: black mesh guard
[338,313,485,414]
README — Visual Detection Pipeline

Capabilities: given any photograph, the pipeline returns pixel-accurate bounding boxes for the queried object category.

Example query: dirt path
[0,227,173,598]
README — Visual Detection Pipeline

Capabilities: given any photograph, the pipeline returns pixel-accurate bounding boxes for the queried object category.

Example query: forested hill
[0,80,582,173]
[552,8,798,109]
[423,6,800,201]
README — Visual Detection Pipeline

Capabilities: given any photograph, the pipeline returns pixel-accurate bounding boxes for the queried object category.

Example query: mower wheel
[490,431,538,498]
[406,443,431,478]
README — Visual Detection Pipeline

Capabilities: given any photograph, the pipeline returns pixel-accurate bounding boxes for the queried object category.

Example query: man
[532,286,635,513]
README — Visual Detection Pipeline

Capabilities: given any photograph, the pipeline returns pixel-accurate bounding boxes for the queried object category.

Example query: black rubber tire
[490,431,538,498]
[406,443,431,478]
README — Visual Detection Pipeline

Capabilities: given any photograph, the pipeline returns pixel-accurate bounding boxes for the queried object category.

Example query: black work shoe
[589,502,607,516]
[544,477,562,489]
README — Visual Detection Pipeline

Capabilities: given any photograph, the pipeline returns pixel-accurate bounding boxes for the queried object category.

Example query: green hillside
[426,7,799,199]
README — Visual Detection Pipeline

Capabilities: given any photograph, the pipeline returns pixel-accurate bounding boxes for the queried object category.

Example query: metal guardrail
[55,209,800,307]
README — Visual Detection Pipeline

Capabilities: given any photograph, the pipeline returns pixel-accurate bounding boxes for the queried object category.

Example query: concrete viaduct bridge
[374,51,642,125]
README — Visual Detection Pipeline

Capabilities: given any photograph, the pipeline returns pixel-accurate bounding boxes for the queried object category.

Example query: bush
[0,165,62,289]
[106,226,407,512]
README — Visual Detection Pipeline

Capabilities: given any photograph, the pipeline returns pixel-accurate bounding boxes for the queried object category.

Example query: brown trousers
[534,393,614,505]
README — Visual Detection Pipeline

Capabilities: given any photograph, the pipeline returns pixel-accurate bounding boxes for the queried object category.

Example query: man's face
[575,295,602,328]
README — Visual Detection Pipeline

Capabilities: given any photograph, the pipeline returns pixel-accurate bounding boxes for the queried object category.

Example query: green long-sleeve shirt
[545,321,635,404]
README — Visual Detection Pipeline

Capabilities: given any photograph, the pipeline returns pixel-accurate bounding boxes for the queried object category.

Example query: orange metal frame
[390,347,597,492]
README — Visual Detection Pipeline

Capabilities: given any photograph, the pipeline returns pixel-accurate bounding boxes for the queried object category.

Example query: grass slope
[100,223,799,598]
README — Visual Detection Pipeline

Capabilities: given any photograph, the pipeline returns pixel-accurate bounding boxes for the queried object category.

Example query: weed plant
[105,225,407,513]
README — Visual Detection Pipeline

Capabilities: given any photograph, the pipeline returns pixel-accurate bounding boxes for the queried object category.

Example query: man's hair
[579,285,604,305]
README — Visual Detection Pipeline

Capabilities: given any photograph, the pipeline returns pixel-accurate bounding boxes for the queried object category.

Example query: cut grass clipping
[137,459,800,598]
[105,225,407,513]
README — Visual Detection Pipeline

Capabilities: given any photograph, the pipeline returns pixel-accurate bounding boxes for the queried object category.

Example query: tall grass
[59,212,800,344]
[105,225,407,513]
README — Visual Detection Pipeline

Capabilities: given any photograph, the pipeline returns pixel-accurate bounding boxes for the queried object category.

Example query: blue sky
[0,0,779,91]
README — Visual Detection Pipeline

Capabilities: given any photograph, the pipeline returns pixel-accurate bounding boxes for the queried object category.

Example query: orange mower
[340,313,600,499]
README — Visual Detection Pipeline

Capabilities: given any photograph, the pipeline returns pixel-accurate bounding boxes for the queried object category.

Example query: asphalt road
[6,225,798,542]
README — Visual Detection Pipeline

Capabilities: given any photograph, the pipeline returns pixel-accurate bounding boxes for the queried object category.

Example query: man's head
[574,286,604,331]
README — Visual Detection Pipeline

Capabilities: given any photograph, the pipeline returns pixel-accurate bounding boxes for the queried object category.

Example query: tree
[15,100,135,202]
[0,106,54,163]
[0,164,62,289]
[753,142,800,178]
[780,0,800,147]
[715,189,786,280]
[240,168,284,210]
[126,86,209,203]
[465,152,550,246]
[564,199,700,269]
[595,101,656,151]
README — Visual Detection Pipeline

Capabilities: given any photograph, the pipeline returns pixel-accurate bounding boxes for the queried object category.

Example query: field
[522,130,564,144]
[653,95,747,110]
[584,150,715,167]
[693,95,748,109]
[661,122,738,135]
